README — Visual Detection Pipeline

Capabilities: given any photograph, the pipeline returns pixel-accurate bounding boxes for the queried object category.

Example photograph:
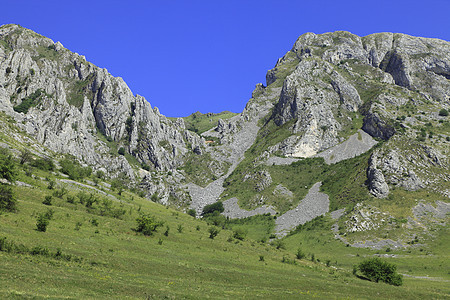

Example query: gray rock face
[275,182,330,237]
[0,24,199,179]
[222,197,276,219]
[367,151,390,198]
[362,104,396,141]
[267,31,450,154]
[315,129,378,164]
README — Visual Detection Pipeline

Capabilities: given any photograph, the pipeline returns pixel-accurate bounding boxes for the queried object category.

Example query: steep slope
[0,24,208,175]
[215,31,449,246]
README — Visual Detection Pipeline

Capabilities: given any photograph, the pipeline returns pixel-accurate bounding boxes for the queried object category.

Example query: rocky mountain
[0,25,449,248]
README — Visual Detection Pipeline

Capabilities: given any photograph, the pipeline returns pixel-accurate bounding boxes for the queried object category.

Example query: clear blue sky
[1,0,449,117]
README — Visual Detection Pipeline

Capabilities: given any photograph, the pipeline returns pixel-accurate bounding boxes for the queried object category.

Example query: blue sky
[1,1,449,117]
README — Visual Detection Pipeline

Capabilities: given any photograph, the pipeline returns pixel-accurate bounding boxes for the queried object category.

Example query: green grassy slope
[171,111,237,134]
[1,158,449,299]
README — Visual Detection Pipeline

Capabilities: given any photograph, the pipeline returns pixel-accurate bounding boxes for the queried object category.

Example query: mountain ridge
[0,23,448,230]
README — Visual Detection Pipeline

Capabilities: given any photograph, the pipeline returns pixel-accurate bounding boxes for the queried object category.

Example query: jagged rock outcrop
[367,151,390,198]
[0,24,202,179]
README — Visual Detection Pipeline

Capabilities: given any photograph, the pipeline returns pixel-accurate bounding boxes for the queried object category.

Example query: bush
[19,149,32,165]
[0,148,16,182]
[202,201,224,216]
[135,213,164,236]
[177,224,183,233]
[0,184,16,212]
[296,248,306,260]
[356,257,403,286]
[36,213,50,232]
[232,228,247,241]
[53,187,67,199]
[13,89,45,114]
[439,109,449,117]
[42,195,52,206]
[66,196,75,204]
[60,158,92,180]
[118,147,125,156]
[164,225,170,237]
[208,226,220,239]
[32,157,55,171]
[270,239,286,250]
[47,181,55,190]
[187,208,196,217]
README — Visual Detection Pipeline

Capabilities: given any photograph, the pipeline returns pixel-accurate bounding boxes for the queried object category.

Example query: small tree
[232,228,247,241]
[42,195,52,206]
[187,208,196,217]
[135,213,164,236]
[36,213,50,232]
[208,226,220,239]
[202,201,224,216]
[439,109,449,117]
[118,147,125,156]
[296,248,306,260]
[19,149,32,165]
[356,258,403,286]
[0,184,16,212]
[0,148,16,182]
[164,225,170,237]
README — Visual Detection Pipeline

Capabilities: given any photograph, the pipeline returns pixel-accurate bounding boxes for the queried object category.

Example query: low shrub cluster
[60,157,92,180]
[0,236,80,262]
[0,184,16,212]
[355,257,403,286]
[135,213,164,236]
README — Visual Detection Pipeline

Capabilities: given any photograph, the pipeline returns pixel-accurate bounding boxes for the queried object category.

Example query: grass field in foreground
[0,167,449,299]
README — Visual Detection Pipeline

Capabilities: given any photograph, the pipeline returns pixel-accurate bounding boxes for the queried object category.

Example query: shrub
[135,213,164,236]
[31,246,49,256]
[44,208,54,220]
[187,208,196,217]
[202,201,224,216]
[47,181,55,190]
[42,195,52,206]
[19,149,32,165]
[296,248,306,260]
[164,225,170,237]
[91,218,99,226]
[95,170,105,179]
[32,157,55,171]
[36,213,50,232]
[60,158,92,180]
[177,224,183,233]
[356,257,403,286]
[66,195,75,204]
[271,239,286,250]
[0,148,16,182]
[232,228,247,241]
[53,187,67,199]
[208,226,220,239]
[13,89,45,114]
[118,147,125,156]
[0,184,16,212]
[439,109,449,116]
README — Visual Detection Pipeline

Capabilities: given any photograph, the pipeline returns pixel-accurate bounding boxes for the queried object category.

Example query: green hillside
[0,150,449,299]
